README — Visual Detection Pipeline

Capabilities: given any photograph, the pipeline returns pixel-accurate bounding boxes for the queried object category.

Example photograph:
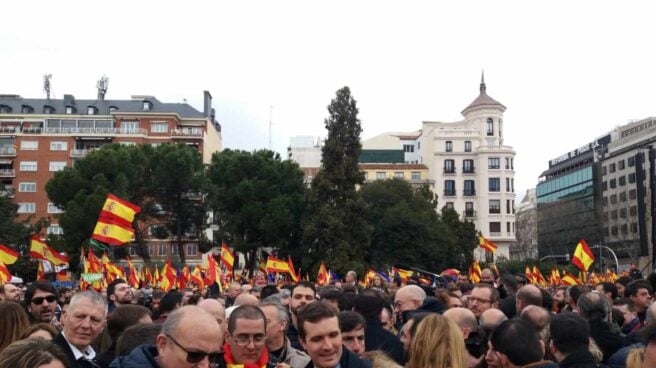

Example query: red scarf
[222,342,269,368]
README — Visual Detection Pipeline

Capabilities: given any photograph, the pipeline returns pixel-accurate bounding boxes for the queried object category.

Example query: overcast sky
[2,1,655,199]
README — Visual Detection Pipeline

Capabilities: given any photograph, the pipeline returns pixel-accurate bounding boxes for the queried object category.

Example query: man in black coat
[549,313,609,368]
[353,290,405,365]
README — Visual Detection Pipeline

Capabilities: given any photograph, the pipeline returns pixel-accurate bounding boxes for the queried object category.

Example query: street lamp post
[539,254,570,263]
[590,244,619,273]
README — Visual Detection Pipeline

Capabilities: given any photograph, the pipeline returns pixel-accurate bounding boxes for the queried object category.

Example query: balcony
[444,190,456,197]
[463,189,476,196]
[443,167,456,174]
[0,169,16,178]
[462,167,475,174]
[463,210,476,218]
[171,128,203,139]
[0,147,16,157]
[0,127,19,134]
[70,149,93,158]
[44,127,148,135]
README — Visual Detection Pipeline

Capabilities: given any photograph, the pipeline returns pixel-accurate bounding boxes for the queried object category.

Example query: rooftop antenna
[96,75,109,101]
[43,74,52,99]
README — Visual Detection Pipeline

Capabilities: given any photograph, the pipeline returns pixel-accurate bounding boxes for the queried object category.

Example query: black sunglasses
[165,334,221,364]
[31,295,57,305]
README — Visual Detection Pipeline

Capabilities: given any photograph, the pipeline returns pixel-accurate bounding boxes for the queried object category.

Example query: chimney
[203,90,212,119]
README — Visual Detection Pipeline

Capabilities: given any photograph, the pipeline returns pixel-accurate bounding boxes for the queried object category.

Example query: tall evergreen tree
[300,86,372,275]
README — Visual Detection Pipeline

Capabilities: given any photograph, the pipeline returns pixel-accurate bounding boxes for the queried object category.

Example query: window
[151,122,169,133]
[87,106,96,115]
[411,172,421,180]
[20,140,38,150]
[464,141,472,152]
[611,226,618,236]
[187,244,197,256]
[143,101,151,111]
[403,144,414,153]
[619,176,626,186]
[394,172,404,179]
[505,158,510,169]
[445,141,453,152]
[444,159,455,173]
[158,244,165,256]
[609,163,616,173]
[487,118,494,136]
[629,189,637,200]
[376,172,386,180]
[506,200,511,214]
[629,173,636,183]
[44,106,55,114]
[602,166,607,176]
[489,200,501,214]
[47,225,64,235]
[610,210,618,220]
[171,244,178,254]
[602,181,607,191]
[603,196,608,206]
[129,247,139,256]
[628,156,635,167]
[610,179,616,189]
[506,178,510,192]
[489,222,501,233]
[632,223,639,233]
[507,222,511,233]
[66,106,74,114]
[50,141,68,151]
[620,192,627,202]
[49,161,66,172]
[17,203,36,213]
[630,206,637,217]
[444,202,454,210]
[465,202,474,217]
[621,224,629,234]
[18,182,36,192]
[488,157,500,169]
[610,194,617,204]
[511,158,514,170]
[19,161,37,171]
[120,121,140,133]
[463,159,474,173]
[444,180,456,196]
[511,178,514,192]
[620,208,627,219]
[618,160,625,170]
[48,203,64,214]
[464,180,475,196]
[489,178,500,192]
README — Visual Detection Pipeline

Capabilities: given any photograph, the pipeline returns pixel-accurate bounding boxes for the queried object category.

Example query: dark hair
[185,294,203,305]
[260,285,279,300]
[291,281,316,297]
[490,319,543,366]
[353,289,384,319]
[152,290,166,300]
[56,287,70,298]
[550,312,590,354]
[116,323,162,356]
[24,280,56,305]
[567,285,587,305]
[338,292,356,312]
[614,298,636,312]
[596,282,619,300]
[408,312,432,338]
[339,311,366,333]
[616,276,633,287]
[319,286,342,301]
[474,283,500,303]
[228,305,266,334]
[0,338,70,368]
[500,274,519,293]
[626,280,652,298]
[642,323,656,344]
[107,279,128,298]
[297,301,339,340]
[540,288,553,311]
[159,291,183,314]
[107,305,152,342]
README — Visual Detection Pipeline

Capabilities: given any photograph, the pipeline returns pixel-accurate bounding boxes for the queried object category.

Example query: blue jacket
[109,345,160,368]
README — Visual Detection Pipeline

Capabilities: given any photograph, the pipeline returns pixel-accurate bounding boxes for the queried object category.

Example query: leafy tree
[440,207,478,270]
[300,87,372,275]
[208,149,305,273]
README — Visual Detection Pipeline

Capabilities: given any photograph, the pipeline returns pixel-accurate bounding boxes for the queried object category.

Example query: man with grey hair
[259,301,310,367]
[479,308,508,335]
[393,284,426,327]
[577,291,622,363]
[54,291,107,368]
[110,305,223,368]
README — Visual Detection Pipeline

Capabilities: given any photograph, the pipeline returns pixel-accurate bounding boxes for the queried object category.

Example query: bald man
[111,305,223,368]
[443,307,485,368]
[393,285,426,319]
[516,285,543,315]
[225,293,259,320]
[479,308,508,335]
[520,305,550,331]
[480,268,495,285]
[198,298,227,332]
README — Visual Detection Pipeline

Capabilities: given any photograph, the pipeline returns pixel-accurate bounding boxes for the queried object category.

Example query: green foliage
[208,149,305,272]
[440,207,479,270]
[299,87,372,275]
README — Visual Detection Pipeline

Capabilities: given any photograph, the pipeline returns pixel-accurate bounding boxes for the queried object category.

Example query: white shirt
[62,331,96,360]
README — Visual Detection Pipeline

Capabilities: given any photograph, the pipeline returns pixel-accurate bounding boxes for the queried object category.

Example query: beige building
[419,76,516,261]
[514,189,537,260]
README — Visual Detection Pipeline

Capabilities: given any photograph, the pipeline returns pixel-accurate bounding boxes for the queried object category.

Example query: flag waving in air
[92,218,135,246]
[0,244,19,265]
[100,194,141,226]
[30,236,69,266]
[572,239,595,271]
[479,236,498,254]
[220,243,235,271]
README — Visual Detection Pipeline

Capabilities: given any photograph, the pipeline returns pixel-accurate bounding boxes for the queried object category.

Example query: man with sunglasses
[24,279,59,325]
[111,305,223,368]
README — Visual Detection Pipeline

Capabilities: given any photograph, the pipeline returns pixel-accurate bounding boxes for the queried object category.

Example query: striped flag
[0,244,19,265]
[479,236,498,254]
[220,243,234,271]
[572,239,595,272]
[30,236,69,266]
[100,194,141,226]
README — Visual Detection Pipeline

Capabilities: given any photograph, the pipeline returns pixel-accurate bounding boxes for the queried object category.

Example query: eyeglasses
[165,334,221,364]
[393,300,408,309]
[233,334,267,347]
[468,296,492,304]
[31,295,57,305]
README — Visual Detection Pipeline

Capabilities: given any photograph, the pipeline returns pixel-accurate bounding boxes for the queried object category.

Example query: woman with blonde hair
[0,301,30,352]
[0,338,69,368]
[405,313,468,368]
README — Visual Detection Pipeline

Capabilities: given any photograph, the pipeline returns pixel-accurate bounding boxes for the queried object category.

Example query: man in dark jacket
[298,301,372,368]
[549,313,608,368]
[487,319,558,368]
[353,290,405,365]
[577,292,622,363]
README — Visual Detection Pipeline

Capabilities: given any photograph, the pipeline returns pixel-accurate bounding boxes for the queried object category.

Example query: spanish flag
[469,260,482,283]
[561,271,580,286]
[160,257,176,292]
[288,256,299,283]
[266,257,290,273]
[191,264,205,289]
[572,239,595,272]
[0,244,19,265]
[30,236,69,266]
[0,261,12,284]
[37,261,45,280]
[206,254,222,292]
[317,261,329,286]
[220,243,234,271]
[100,194,141,226]
[479,236,498,254]
[92,218,134,246]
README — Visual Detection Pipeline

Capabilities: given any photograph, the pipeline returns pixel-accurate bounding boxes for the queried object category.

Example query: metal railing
[70,149,92,158]
[0,169,16,177]
[44,127,148,135]
[171,129,203,137]
[463,210,476,218]
[463,190,476,196]
[0,147,16,156]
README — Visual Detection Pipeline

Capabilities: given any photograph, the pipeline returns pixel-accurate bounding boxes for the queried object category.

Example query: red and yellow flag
[287,256,299,283]
[160,257,176,291]
[220,243,234,271]
[0,261,12,284]
[266,257,290,273]
[92,218,134,246]
[317,261,329,286]
[0,244,19,265]
[561,271,580,286]
[154,264,160,284]
[127,258,140,288]
[533,265,546,286]
[191,264,205,289]
[37,261,45,280]
[572,239,595,272]
[479,236,498,254]
[469,260,482,283]
[145,266,153,285]
[100,194,141,226]
[206,254,223,292]
[30,236,69,266]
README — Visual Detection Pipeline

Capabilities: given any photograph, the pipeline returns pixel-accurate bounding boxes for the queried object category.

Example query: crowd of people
[0,266,655,368]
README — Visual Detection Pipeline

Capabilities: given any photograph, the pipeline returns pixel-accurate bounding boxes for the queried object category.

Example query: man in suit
[53,290,107,368]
